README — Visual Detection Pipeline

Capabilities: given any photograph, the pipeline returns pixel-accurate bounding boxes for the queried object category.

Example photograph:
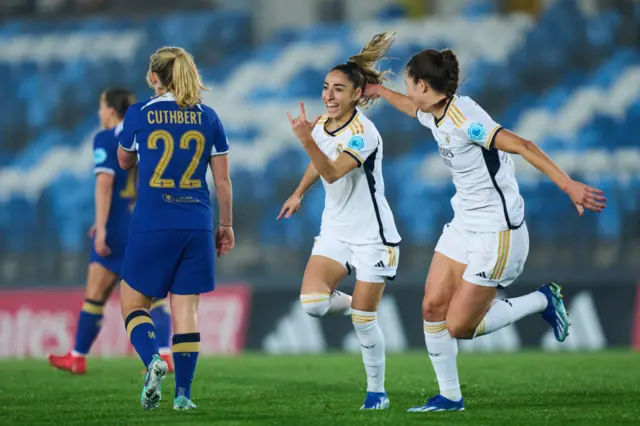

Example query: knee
[300,293,331,318]
[422,296,448,321]
[446,320,476,340]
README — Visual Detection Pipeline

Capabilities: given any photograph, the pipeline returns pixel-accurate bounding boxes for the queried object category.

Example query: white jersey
[312,109,401,246]
[417,95,525,232]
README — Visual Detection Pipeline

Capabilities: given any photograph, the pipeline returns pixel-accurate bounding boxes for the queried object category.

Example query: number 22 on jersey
[147,129,205,189]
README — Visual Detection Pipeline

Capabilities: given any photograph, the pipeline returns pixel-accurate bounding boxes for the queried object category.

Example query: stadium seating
[0,0,638,275]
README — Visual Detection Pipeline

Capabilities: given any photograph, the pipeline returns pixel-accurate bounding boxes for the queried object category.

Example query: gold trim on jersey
[434,97,454,127]
[490,230,511,280]
[324,110,359,137]
[448,102,466,128]
[485,125,502,149]
[317,116,328,125]
[343,147,364,165]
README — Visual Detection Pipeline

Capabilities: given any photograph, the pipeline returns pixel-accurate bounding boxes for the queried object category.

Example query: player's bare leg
[48,263,117,375]
[352,280,389,410]
[408,252,466,412]
[449,280,569,342]
[121,280,167,410]
[169,293,200,410]
[300,255,351,317]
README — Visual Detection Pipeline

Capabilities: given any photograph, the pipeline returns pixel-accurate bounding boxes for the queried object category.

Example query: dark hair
[331,32,396,107]
[406,49,460,99]
[102,88,135,119]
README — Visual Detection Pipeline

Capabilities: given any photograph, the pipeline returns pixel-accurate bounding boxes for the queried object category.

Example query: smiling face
[322,70,362,120]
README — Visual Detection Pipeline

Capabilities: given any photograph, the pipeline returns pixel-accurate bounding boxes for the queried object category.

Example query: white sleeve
[416,109,435,130]
[343,129,378,168]
[455,97,503,149]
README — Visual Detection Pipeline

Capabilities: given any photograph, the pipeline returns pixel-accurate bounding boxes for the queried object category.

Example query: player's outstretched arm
[277,162,318,220]
[364,84,418,118]
[493,130,607,215]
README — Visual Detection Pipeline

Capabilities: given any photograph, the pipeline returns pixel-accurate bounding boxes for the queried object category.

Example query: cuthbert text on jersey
[147,110,203,125]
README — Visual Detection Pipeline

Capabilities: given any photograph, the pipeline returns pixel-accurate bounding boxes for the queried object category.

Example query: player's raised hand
[363,83,381,99]
[287,102,321,142]
[277,194,303,220]
[215,225,235,257]
[564,180,606,215]
[94,226,111,257]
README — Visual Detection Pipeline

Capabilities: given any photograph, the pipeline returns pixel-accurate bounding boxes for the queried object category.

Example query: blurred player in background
[48,89,173,375]
[281,32,400,410]
[365,48,607,412]
[117,46,233,411]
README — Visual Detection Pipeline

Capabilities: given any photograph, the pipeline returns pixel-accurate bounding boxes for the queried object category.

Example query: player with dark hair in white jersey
[280,32,401,410]
[365,48,606,412]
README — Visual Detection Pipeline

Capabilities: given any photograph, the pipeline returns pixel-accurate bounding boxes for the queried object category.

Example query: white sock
[424,320,462,401]
[352,310,385,393]
[475,292,548,337]
[300,291,352,317]
[71,350,86,358]
[159,347,171,355]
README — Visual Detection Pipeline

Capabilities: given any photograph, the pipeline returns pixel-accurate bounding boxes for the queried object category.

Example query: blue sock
[73,299,105,355]
[149,299,171,353]
[172,333,200,399]
[125,310,159,367]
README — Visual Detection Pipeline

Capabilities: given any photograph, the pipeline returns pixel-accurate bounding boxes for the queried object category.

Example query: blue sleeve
[211,118,230,156]
[93,131,118,175]
[119,104,141,152]
[204,106,229,156]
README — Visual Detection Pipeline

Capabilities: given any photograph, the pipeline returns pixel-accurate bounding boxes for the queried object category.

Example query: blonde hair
[332,32,396,107]
[146,46,207,108]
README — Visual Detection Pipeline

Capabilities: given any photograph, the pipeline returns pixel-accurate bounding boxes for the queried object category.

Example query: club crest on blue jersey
[468,122,485,142]
[93,148,107,165]
[348,135,365,151]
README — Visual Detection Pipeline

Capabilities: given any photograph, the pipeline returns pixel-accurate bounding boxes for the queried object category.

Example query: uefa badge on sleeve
[93,148,107,165]
[468,122,486,142]
[348,135,365,151]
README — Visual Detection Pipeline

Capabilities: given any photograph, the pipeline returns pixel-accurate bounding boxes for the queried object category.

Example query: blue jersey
[119,93,229,232]
[93,124,135,243]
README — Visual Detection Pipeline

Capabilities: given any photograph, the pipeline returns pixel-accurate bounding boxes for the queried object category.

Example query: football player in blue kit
[117,47,234,411]
[48,89,173,374]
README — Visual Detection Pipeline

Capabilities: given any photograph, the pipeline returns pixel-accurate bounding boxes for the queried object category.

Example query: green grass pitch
[1,352,639,425]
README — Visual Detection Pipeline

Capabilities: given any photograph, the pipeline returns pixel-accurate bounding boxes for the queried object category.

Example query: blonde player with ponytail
[117,47,234,411]
[280,33,401,410]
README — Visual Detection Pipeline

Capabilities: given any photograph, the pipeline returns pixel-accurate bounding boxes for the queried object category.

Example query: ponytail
[147,46,207,109]
[332,32,396,107]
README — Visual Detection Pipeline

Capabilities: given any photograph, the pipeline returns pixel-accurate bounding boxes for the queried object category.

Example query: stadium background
[0,0,639,358]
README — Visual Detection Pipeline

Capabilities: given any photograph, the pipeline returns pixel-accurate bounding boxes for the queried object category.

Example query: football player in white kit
[364,48,606,412]
[279,32,400,410]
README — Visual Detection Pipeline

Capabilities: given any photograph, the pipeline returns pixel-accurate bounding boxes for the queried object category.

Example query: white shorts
[311,235,399,283]
[434,220,529,288]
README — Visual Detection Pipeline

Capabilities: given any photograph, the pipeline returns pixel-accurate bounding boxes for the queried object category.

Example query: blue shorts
[121,230,215,298]
[89,236,126,276]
